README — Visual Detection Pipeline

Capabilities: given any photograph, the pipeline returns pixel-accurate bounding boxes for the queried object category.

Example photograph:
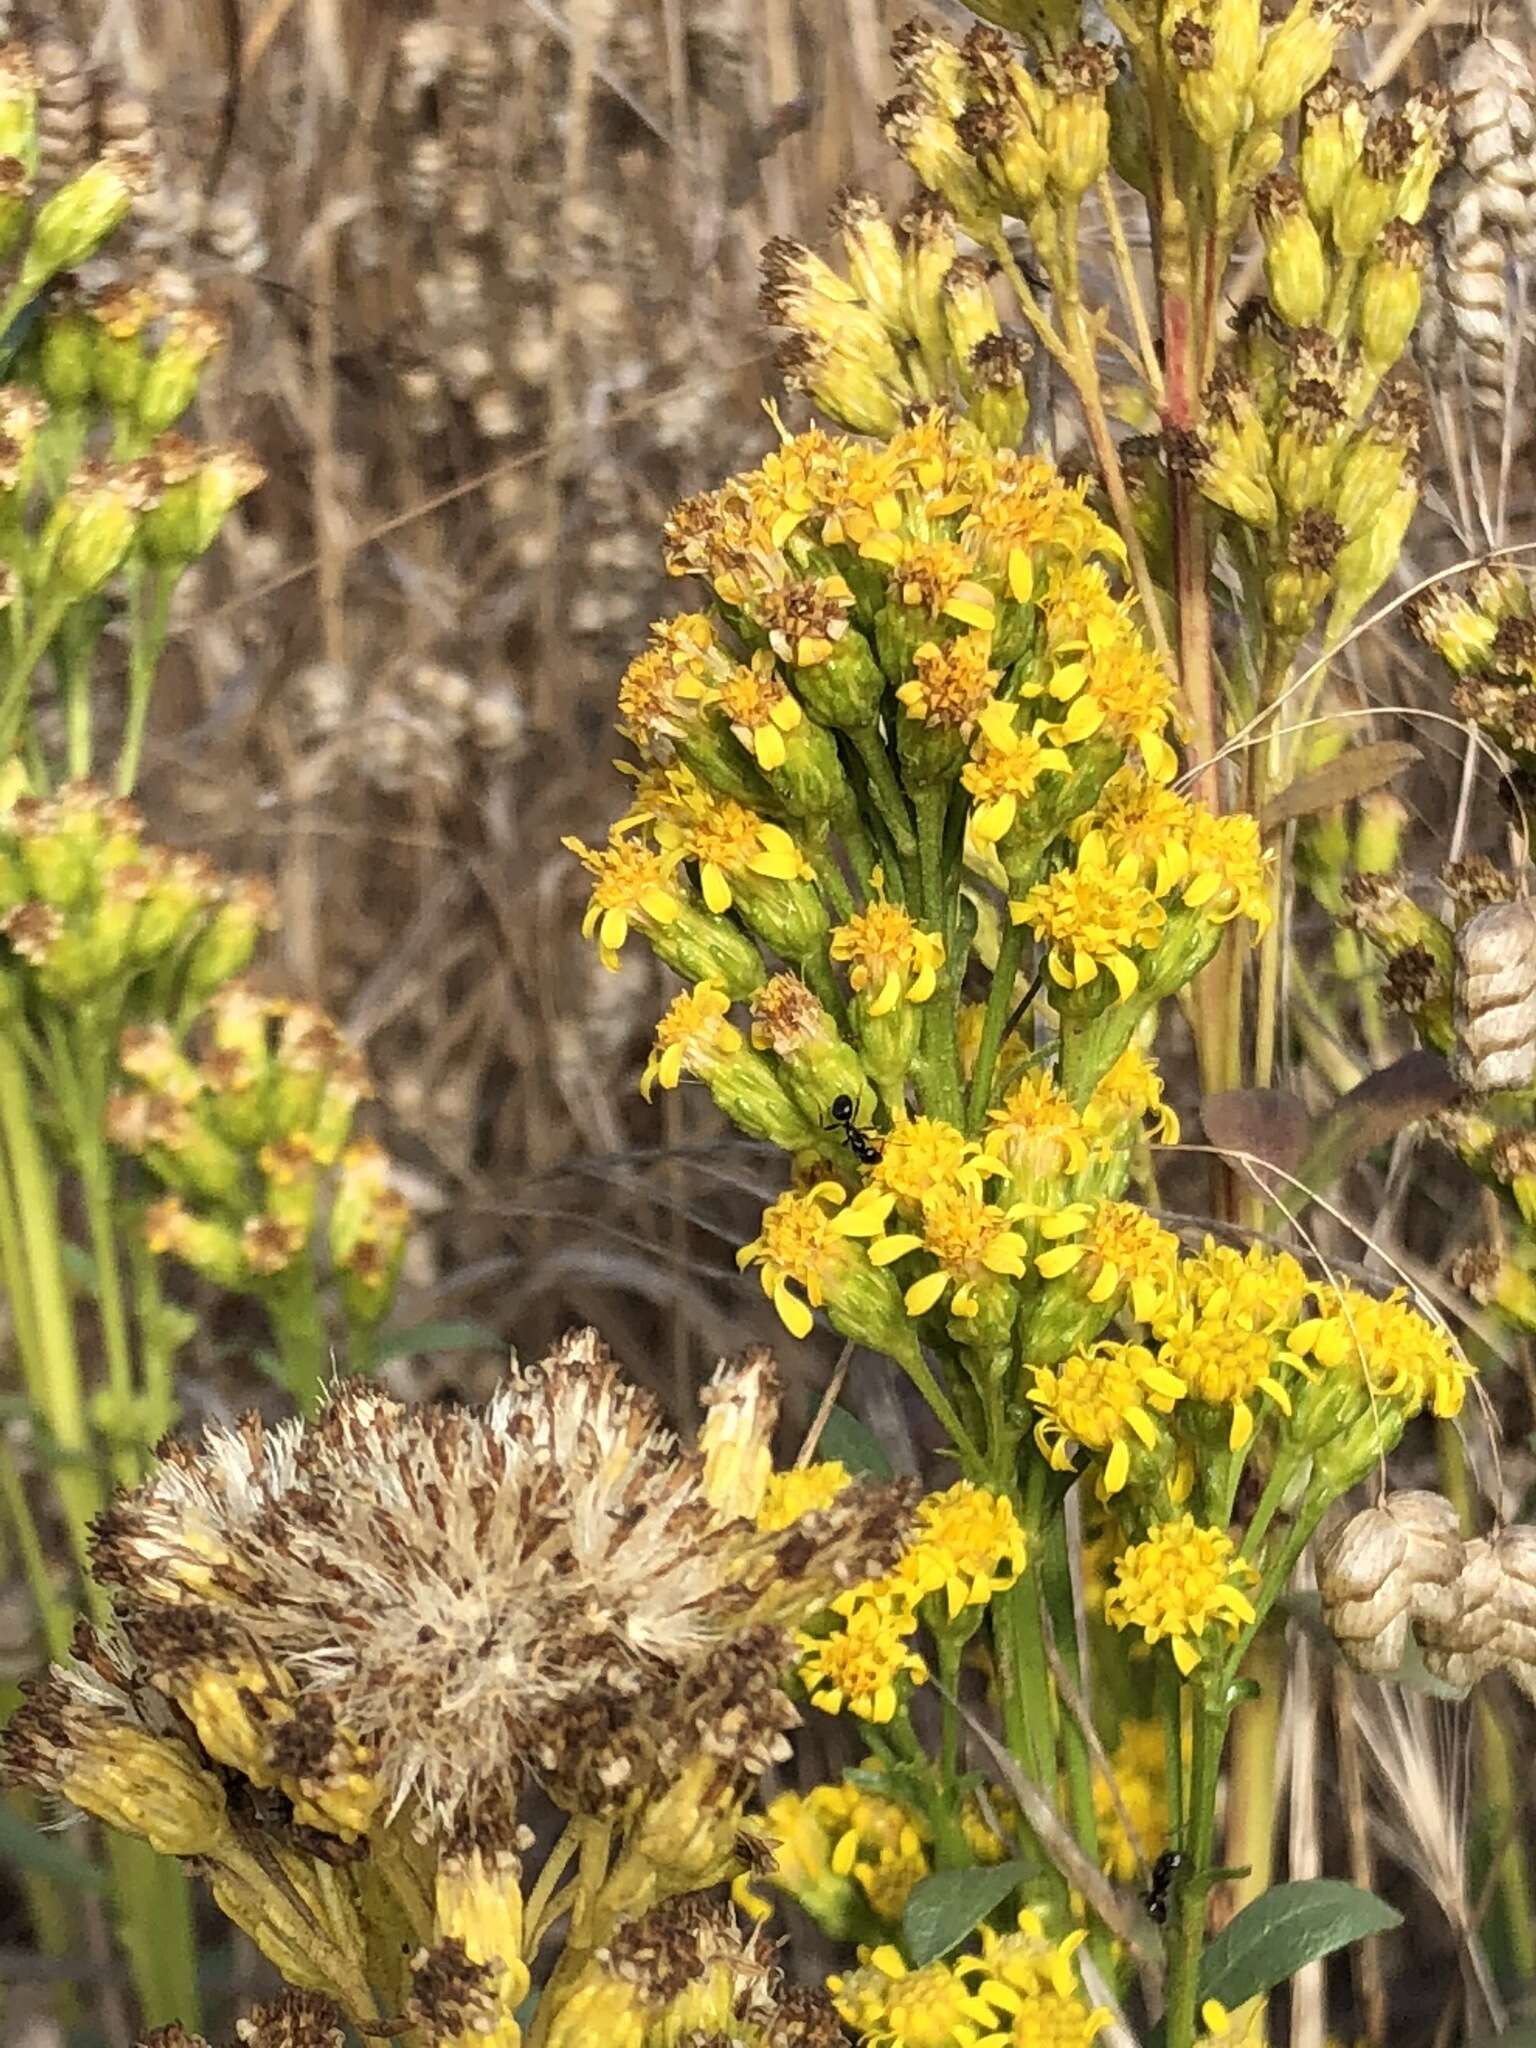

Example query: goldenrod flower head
[755,573,858,667]
[898,633,1000,736]
[864,534,997,633]
[832,1943,1000,2045]
[711,648,804,770]
[1288,1284,1472,1419]
[615,612,715,753]
[963,700,1077,845]
[1181,808,1271,930]
[642,978,742,1098]
[872,1182,1032,1320]
[760,1778,931,1924]
[1028,600,1179,782]
[737,1180,894,1344]
[1036,1200,1181,1322]
[758,1460,853,1533]
[1014,832,1166,1003]
[1030,1341,1186,1496]
[961,1913,1111,2044]
[1094,1719,1171,1883]
[631,766,813,915]
[1084,1046,1179,1147]
[885,1482,1029,1620]
[799,1595,928,1722]
[869,1114,995,1208]
[1089,771,1197,899]
[1152,1242,1312,1449]
[1104,1515,1259,1675]
[832,890,945,1016]
[565,829,683,969]
[986,1069,1091,1185]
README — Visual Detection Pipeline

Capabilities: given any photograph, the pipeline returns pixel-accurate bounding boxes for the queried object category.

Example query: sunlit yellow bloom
[885,1483,1028,1620]
[564,830,683,969]
[867,1115,998,1209]
[1030,1341,1186,1496]
[961,1912,1111,2048]
[641,978,742,1098]
[757,1459,852,1533]
[1288,1284,1473,1419]
[756,572,859,667]
[963,450,1118,592]
[986,1070,1091,1184]
[756,1779,931,1924]
[897,633,999,737]
[1093,1719,1171,1883]
[1105,1514,1259,1676]
[631,766,813,915]
[962,700,1076,845]
[1084,1046,1179,1147]
[615,611,716,752]
[1013,832,1166,1003]
[1035,1200,1181,1323]
[832,891,945,1017]
[1152,1242,1312,1450]
[736,1181,881,1341]
[798,1596,928,1722]
[859,534,996,632]
[872,1182,1032,1320]
[1089,770,1196,899]
[709,648,804,770]
[831,1945,1001,2047]
[1181,807,1272,930]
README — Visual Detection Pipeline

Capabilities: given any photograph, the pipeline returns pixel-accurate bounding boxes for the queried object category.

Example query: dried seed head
[1444,855,1516,916]
[1453,897,1536,1092]
[1416,1534,1505,1686]
[1318,1491,1464,1674]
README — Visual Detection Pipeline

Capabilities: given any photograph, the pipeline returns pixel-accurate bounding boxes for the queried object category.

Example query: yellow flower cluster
[832,1910,1109,2048]
[1105,1515,1260,1676]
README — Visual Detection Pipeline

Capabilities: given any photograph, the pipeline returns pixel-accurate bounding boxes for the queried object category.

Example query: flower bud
[0,43,37,173]
[1327,476,1416,639]
[0,153,29,260]
[88,280,160,414]
[1256,173,1330,326]
[956,94,1048,224]
[40,459,160,601]
[1042,44,1115,200]
[1267,508,1343,637]
[140,439,265,564]
[1252,0,1360,124]
[881,90,999,241]
[831,188,907,342]
[1299,71,1368,222]
[942,256,1001,375]
[750,972,870,1127]
[137,306,229,437]
[965,332,1032,448]
[1170,17,1233,148]
[1333,377,1424,536]
[38,287,95,409]
[1332,112,1412,258]
[18,144,151,293]
[1274,375,1347,515]
[1358,219,1428,372]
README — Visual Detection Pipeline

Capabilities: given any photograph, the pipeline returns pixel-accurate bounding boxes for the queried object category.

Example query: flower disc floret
[564,831,683,969]
[873,1183,1032,1320]
[868,1116,996,1208]
[1104,1515,1258,1676]
[831,1946,1001,2047]
[1014,832,1166,1002]
[641,979,742,1098]
[832,894,945,1016]
[963,702,1077,845]
[757,1460,852,1533]
[798,1596,927,1723]
[888,1483,1028,1619]
[1030,1341,1186,1495]
[737,1181,877,1341]
[898,634,999,735]
[986,1071,1090,1185]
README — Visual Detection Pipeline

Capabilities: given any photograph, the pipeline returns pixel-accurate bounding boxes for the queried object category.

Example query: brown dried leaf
[1259,741,1420,834]
[1201,1089,1313,1182]
[1294,1051,1459,1202]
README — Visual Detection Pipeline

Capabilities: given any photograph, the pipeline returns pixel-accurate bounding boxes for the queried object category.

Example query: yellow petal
[702,863,733,915]
[905,1269,951,1317]
[1171,1636,1201,1676]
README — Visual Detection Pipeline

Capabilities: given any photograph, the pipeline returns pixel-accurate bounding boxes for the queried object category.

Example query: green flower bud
[966,332,1033,450]
[1274,377,1347,515]
[832,187,908,340]
[729,868,829,970]
[18,145,150,294]
[38,288,95,409]
[881,90,1000,243]
[1251,0,1358,124]
[1332,112,1412,258]
[941,255,1001,373]
[750,970,870,1126]
[651,900,766,999]
[39,459,160,601]
[139,438,265,565]
[1041,43,1115,200]
[180,876,277,1005]
[1266,508,1344,637]
[137,306,228,437]
[1333,379,1423,537]
[88,279,160,413]
[709,1045,822,1148]
[898,191,959,378]
[0,154,29,259]
[143,1196,248,1288]
[1255,173,1330,327]
[1169,17,1235,148]
[1327,476,1416,638]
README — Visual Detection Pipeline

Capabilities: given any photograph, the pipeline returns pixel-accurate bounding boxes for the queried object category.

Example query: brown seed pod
[1493,1526,1536,1695]
[1318,1492,1464,1675]
[1415,1535,1505,1687]
[1453,898,1536,1091]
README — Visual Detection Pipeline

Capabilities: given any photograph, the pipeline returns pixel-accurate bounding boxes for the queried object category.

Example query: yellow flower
[615,612,715,754]
[757,1460,852,1532]
[1151,1242,1312,1451]
[564,829,683,969]
[632,766,812,915]
[758,1780,931,1924]
[1089,770,1197,899]
[963,699,1078,846]
[961,1913,1112,2048]
[831,1946,1001,2047]
[799,1596,928,1722]
[888,1482,1028,1620]
[897,633,1000,736]
[1288,1284,1473,1419]
[1093,1719,1171,1883]
[1084,1045,1179,1148]
[860,535,996,633]
[871,1182,1032,1320]
[832,890,945,1016]
[1014,831,1166,1003]
[1105,1515,1259,1676]
[1035,1200,1181,1323]
[985,1070,1091,1186]
[708,648,804,771]
[736,1181,879,1341]
[868,1116,998,1209]
[756,572,859,667]
[1030,1341,1186,1496]
[641,979,742,1098]
[1181,807,1271,931]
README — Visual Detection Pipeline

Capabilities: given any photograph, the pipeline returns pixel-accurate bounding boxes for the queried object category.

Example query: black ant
[1143,1849,1185,1925]
[827,1093,882,1167]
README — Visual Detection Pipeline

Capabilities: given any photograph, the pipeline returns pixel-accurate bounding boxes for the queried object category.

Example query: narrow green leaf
[815,1405,893,1479]
[903,1859,1031,1967]
[1199,1880,1400,2007]
[372,1320,502,1364]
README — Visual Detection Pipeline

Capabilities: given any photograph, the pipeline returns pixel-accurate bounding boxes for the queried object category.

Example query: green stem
[1164,1694,1229,2048]
[894,1339,984,1477]
[115,565,177,796]
[0,595,69,761]
[913,786,963,1126]
[808,843,855,921]
[0,1435,70,1657]
[1041,1511,1112,1975]
[264,1263,332,1413]
[967,918,1027,1134]
[847,724,917,862]
[107,1836,200,2032]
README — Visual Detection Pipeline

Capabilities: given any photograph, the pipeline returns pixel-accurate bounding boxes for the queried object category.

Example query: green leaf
[902,1859,1031,1967]
[0,1803,108,1891]
[1199,1880,1401,2007]
[372,1320,502,1364]
[816,1405,893,1478]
